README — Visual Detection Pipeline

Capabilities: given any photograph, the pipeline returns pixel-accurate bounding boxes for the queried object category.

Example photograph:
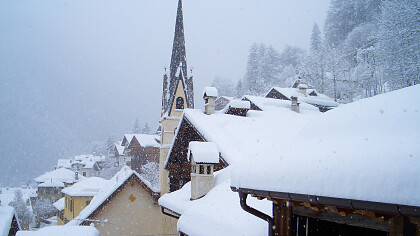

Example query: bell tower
[159,0,194,195]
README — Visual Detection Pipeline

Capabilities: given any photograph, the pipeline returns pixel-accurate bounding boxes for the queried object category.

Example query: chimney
[291,96,300,113]
[188,142,219,200]
[298,83,308,96]
[203,87,218,115]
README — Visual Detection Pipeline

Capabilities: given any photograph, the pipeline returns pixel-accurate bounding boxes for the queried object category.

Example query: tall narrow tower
[159,0,194,195]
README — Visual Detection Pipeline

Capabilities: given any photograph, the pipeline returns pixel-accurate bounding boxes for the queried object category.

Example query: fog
[0,0,329,185]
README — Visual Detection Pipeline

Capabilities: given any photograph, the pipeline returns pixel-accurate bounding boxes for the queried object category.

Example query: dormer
[188,142,219,200]
[224,100,250,117]
[203,87,218,115]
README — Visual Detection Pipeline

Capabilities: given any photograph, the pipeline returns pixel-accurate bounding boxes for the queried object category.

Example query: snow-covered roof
[16,226,100,236]
[202,87,218,98]
[38,179,65,188]
[226,100,250,109]
[188,142,219,164]
[159,167,271,236]
[35,168,84,184]
[53,197,65,211]
[0,206,18,236]
[232,85,420,207]
[268,87,339,108]
[242,95,319,113]
[166,103,320,167]
[67,166,159,226]
[122,134,135,146]
[61,177,108,197]
[115,145,125,156]
[56,155,105,170]
[131,134,160,148]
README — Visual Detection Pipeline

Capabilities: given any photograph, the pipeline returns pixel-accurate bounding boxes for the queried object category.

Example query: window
[86,200,91,206]
[192,165,196,173]
[199,165,204,174]
[65,197,67,208]
[176,97,184,109]
[45,188,50,194]
[82,172,86,177]
[207,165,211,174]
[70,199,73,212]
[54,188,58,194]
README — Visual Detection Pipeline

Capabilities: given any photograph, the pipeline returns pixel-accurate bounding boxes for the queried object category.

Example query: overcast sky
[0,0,330,185]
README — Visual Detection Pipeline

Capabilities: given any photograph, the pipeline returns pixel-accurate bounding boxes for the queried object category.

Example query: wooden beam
[292,205,389,232]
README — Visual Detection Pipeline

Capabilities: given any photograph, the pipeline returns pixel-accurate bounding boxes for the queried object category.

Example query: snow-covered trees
[9,189,33,230]
[243,43,304,96]
[32,198,55,227]
[132,118,141,134]
[141,123,151,134]
[303,23,328,93]
[140,162,159,188]
[211,77,236,97]
[377,0,420,90]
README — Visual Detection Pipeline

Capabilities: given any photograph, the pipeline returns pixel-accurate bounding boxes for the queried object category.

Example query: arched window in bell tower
[176,97,184,109]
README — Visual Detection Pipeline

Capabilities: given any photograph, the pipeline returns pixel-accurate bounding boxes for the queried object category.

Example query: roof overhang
[231,187,420,218]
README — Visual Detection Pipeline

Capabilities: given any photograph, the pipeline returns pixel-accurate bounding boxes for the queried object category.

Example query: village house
[231,84,420,235]
[107,142,125,167]
[159,87,321,235]
[55,154,105,178]
[125,134,160,174]
[0,205,20,236]
[59,177,108,225]
[66,167,175,235]
[265,79,339,112]
[35,168,85,201]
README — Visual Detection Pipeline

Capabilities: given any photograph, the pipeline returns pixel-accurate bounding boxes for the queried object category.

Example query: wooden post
[389,216,416,236]
[274,200,291,236]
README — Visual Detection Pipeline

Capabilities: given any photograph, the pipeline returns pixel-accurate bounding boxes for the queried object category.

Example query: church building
[159,0,194,196]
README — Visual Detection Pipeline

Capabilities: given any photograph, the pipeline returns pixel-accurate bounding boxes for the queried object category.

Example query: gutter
[161,206,180,219]
[232,187,420,218]
[238,191,274,236]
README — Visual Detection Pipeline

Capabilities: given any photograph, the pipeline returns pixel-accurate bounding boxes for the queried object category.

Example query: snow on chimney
[203,87,218,115]
[188,142,219,200]
[298,83,308,96]
[291,96,300,113]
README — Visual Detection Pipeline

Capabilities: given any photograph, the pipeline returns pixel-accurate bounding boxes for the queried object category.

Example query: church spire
[163,0,194,115]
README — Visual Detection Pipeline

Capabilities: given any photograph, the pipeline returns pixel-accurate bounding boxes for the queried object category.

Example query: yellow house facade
[67,167,177,235]
[59,177,108,225]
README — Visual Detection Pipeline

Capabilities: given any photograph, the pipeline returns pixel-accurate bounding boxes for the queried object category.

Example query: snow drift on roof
[61,177,108,197]
[202,87,218,98]
[53,197,65,211]
[232,85,420,207]
[132,134,160,148]
[243,95,319,113]
[0,206,17,236]
[269,87,339,107]
[38,179,65,188]
[35,168,85,184]
[166,105,319,167]
[188,142,219,163]
[159,167,271,236]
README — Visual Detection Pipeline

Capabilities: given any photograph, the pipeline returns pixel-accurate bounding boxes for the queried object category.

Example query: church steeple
[162,0,194,116]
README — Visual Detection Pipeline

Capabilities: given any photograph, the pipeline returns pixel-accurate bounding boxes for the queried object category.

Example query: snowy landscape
[1,0,419,235]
